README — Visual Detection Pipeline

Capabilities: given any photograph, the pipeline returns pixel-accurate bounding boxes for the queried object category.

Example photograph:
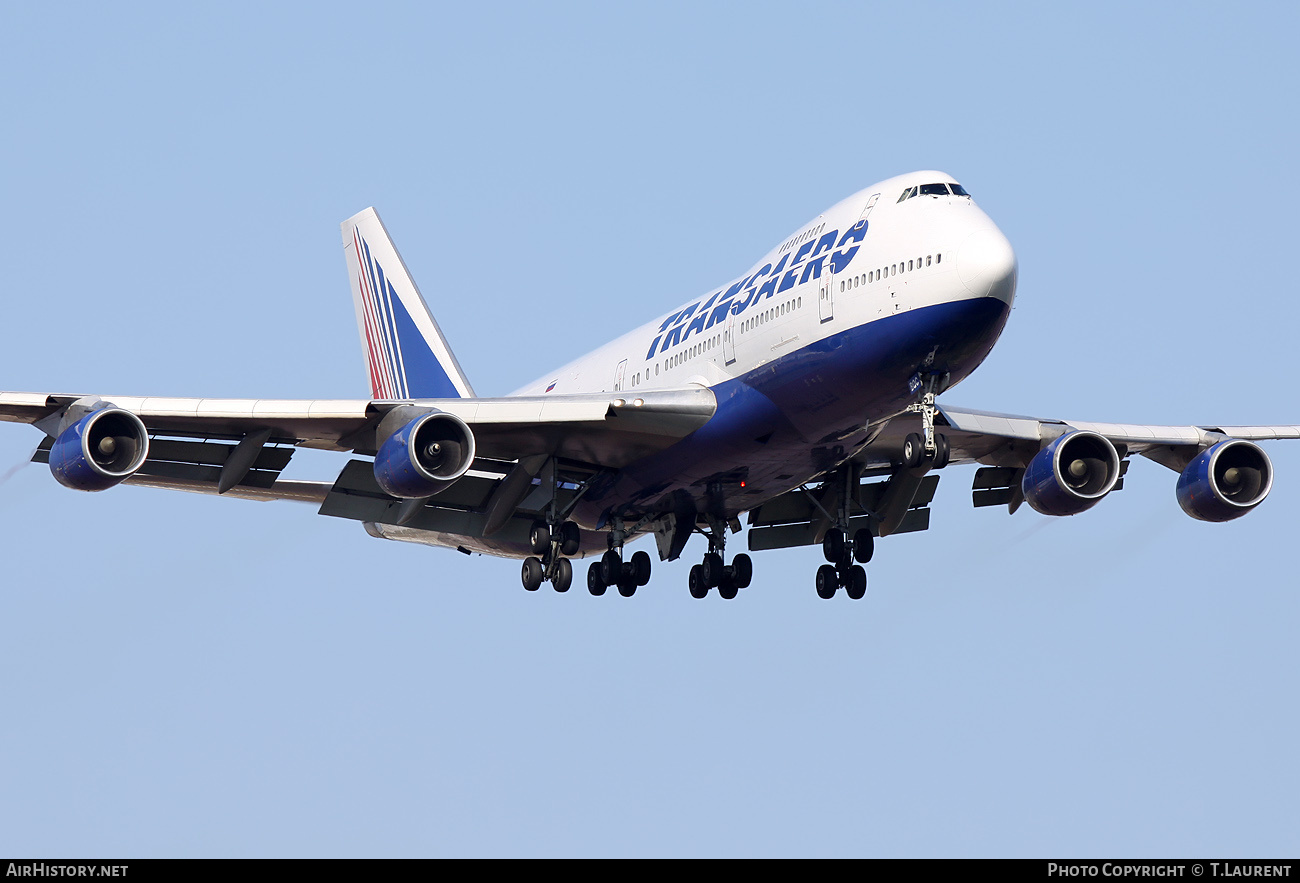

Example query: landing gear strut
[585,516,652,597]
[688,515,751,600]
[903,372,951,469]
[519,462,584,593]
[816,526,868,600]
[521,518,580,593]
[807,464,871,601]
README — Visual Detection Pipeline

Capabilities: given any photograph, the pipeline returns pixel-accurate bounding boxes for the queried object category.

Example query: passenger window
[908,260,913,271]
[926,255,931,266]
[936,253,941,263]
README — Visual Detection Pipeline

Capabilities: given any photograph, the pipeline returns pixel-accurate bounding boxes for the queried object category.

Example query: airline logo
[352,228,461,401]
[645,221,868,359]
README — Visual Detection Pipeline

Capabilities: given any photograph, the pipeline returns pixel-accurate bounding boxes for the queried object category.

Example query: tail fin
[341,208,475,400]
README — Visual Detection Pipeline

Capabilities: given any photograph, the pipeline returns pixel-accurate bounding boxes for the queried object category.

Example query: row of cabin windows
[645,293,809,379]
[840,253,943,291]
[778,223,825,255]
[644,295,806,382]
[740,296,801,333]
[655,333,723,375]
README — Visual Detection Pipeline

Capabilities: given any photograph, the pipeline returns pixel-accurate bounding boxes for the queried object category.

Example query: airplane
[3,170,1296,601]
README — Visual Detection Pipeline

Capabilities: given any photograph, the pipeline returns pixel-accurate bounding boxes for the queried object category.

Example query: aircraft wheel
[552,557,572,593]
[718,576,738,600]
[731,553,753,589]
[630,550,652,586]
[688,564,708,599]
[822,528,846,564]
[902,433,924,469]
[933,433,951,470]
[587,562,607,596]
[522,557,545,592]
[617,578,637,597]
[701,552,725,587]
[816,564,838,599]
[559,521,581,557]
[845,564,867,600]
[600,549,621,586]
[529,522,551,555]
[852,529,874,563]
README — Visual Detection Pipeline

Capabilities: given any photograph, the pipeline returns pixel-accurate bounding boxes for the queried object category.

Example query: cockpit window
[901,182,972,202]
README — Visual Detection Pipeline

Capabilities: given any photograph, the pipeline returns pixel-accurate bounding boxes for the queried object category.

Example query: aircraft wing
[746,402,1300,553]
[0,386,717,496]
[860,403,1300,470]
[851,402,1299,522]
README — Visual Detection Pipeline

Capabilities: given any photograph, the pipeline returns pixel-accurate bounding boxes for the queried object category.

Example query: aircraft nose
[957,227,1017,304]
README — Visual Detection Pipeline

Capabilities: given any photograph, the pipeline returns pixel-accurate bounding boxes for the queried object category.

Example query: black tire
[731,553,753,589]
[822,527,846,564]
[852,528,874,563]
[522,557,544,591]
[718,576,738,600]
[600,549,621,586]
[816,564,838,599]
[617,579,637,597]
[529,522,550,555]
[630,550,652,586]
[587,561,606,596]
[701,552,724,587]
[559,521,581,557]
[933,433,951,470]
[688,564,708,599]
[552,557,572,593]
[846,564,867,600]
[902,433,924,469]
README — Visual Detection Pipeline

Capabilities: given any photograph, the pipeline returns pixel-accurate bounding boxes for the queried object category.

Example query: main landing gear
[585,517,652,597]
[521,519,582,592]
[688,516,752,600]
[815,526,871,600]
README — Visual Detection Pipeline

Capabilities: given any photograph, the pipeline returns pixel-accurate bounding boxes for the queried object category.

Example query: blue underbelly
[574,295,1010,527]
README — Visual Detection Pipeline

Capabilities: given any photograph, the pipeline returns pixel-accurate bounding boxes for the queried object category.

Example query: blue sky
[1,1,1297,857]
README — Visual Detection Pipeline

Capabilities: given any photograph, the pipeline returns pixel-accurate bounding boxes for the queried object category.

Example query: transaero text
[645,221,869,359]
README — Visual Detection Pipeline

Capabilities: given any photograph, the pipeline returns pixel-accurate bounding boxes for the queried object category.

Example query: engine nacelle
[1176,439,1272,523]
[373,411,476,499]
[1022,430,1121,516]
[49,408,150,491]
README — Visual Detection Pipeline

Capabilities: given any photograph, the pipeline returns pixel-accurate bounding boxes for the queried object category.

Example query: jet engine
[1176,439,1272,522]
[373,411,476,499]
[1022,430,1121,516]
[48,408,150,492]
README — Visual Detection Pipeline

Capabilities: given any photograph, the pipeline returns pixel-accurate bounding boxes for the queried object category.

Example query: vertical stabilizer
[341,208,475,400]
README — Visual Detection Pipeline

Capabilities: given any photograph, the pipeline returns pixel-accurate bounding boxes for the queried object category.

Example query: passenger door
[723,309,737,365]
